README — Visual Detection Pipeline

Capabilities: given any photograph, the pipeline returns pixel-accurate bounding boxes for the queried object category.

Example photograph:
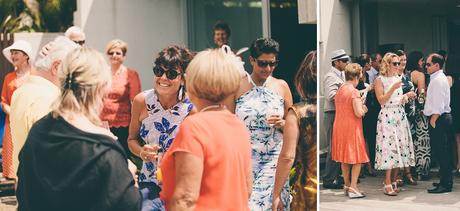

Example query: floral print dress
[375,76,415,170]
[138,89,193,210]
[235,76,290,211]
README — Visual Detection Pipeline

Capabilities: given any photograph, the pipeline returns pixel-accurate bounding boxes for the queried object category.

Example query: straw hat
[330,49,350,61]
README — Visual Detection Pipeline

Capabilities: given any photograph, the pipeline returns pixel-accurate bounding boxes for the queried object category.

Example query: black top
[449,74,460,132]
[17,114,141,211]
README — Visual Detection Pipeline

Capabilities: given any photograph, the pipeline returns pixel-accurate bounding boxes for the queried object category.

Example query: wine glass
[266,108,282,142]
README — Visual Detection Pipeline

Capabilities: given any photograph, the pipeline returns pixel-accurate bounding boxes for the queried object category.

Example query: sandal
[392,182,401,193]
[404,172,417,185]
[348,187,365,199]
[383,184,397,196]
[344,185,349,196]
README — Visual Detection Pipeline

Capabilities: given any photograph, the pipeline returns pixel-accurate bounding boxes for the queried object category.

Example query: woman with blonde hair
[332,63,369,199]
[374,52,416,196]
[273,50,317,210]
[160,48,252,210]
[101,39,141,160]
[17,48,141,210]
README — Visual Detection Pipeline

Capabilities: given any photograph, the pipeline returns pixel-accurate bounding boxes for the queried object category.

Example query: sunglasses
[107,51,123,56]
[425,62,434,67]
[256,59,279,68]
[339,59,350,63]
[73,40,85,45]
[153,66,180,80]
[391,62,401,66]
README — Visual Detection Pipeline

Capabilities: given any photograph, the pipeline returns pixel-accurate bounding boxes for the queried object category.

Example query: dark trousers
[363,108,379,167]
[110,126,130,156]
[323,111,341,183]
[429,113,454,188]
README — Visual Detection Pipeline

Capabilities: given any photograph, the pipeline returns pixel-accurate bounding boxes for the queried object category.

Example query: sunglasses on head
[256,59,278,68]
[107,51,123,56]
[391,62,401,66]
[153,66,180,80]
[73,40,85,45]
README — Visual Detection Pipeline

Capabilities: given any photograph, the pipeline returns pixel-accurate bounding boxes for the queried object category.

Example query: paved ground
[320,173,460,211]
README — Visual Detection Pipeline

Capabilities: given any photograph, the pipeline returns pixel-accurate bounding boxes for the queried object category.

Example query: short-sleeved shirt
[160,110,251,211]
[10,75,60,177]
[101,68,141,127]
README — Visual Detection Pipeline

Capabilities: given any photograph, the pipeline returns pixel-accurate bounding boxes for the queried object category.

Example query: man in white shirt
[423,53,453,193]
[367,53,381,85]
[10,36,79,178]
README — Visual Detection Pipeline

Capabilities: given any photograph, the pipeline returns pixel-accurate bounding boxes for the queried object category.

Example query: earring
[177,84,184,101]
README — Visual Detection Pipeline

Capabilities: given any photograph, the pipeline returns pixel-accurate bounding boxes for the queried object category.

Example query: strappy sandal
[383,184,398,196]
[392,182,401,193]
[348,187,365,199]
[404,172,417,185]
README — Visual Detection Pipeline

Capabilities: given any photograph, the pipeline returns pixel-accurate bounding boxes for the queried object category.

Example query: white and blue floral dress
[235,76,290,210]
[139,89,193,210]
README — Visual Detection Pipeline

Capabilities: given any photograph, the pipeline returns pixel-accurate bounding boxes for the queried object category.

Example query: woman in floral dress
[127,46,194,210]
[374,52,416,196]
[235,38,293,210]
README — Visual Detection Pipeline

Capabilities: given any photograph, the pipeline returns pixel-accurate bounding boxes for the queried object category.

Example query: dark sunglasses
[256,59,278,68]
[339,59,350,63]
[391,62,401,66]
[107,51,123,56]
[73,40,85,45]
[425,62,434,67]
[153,66,180,80]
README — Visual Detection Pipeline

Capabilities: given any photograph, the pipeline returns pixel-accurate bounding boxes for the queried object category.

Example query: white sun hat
[2,40,34,64]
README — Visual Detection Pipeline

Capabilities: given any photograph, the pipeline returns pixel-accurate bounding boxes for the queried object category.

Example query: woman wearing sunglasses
[234,37,293,210]
[127,45,195,210]
[101,39,141,161]
[374,52,416,196]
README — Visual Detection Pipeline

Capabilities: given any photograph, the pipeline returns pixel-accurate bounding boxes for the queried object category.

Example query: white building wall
[377,4,447,55]
[75,0,187,90]
[318,0,353,151]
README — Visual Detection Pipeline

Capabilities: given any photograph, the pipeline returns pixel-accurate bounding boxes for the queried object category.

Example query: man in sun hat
[322,49,350,189]
[10,36,80,179]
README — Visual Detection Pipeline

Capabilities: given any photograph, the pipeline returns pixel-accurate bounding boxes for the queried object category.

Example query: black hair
[430,53,445,69]
[249,37,280,59]
[406,51,424,71]
[356,54,370,68]
[445,53,460,76]
[213,20,231,38]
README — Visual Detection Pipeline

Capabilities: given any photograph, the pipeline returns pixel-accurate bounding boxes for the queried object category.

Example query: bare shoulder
[132,91,146,106]
[235,75,252,98]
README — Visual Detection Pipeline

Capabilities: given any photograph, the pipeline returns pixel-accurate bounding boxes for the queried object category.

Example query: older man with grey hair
[65,26,86,46]
[10,36,79,177]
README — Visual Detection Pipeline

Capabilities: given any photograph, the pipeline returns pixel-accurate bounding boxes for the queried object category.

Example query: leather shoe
[432,182,453,188]
[427,186,452,194]
[323,180,344,189]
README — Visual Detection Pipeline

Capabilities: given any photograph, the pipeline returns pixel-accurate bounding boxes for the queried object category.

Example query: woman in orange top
[160,48,252,210]
[332,63,369,199]
[1,40,34,179]
[101,39,141,157]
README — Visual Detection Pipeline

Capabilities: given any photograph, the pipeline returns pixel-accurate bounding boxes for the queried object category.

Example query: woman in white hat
[1,40,34,179]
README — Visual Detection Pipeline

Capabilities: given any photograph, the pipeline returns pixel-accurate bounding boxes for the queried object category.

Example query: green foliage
[0,0,76,33]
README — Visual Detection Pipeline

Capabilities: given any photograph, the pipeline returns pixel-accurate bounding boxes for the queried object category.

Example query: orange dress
[1,72,18,179]
[160,110,251,211]
[332,83,369,164]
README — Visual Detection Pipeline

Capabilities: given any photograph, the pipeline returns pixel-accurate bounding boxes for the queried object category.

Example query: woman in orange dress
[1,40,34,179]
[332,63,369,198]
